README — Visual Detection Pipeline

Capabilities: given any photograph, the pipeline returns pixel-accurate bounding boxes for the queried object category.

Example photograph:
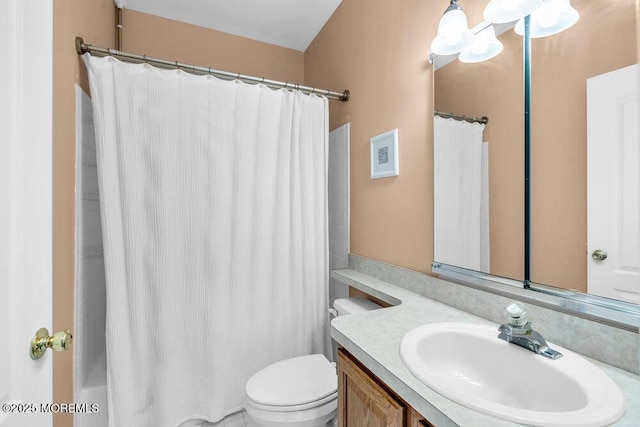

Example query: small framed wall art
[370,128,399,179]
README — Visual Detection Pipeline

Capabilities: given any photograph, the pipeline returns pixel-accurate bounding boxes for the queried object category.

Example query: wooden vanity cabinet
[407,407,435,427]
[337,348,435,427]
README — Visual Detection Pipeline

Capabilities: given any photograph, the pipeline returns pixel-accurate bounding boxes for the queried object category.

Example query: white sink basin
[400,322,625,426]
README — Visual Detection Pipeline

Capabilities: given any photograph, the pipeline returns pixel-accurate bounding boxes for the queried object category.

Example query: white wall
[74,86,108,427]
[328,123,350,310]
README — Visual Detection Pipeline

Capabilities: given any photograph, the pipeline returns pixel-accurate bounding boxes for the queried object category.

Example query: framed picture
[370,128,399,179]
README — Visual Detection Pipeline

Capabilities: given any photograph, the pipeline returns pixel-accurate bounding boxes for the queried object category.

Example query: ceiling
[125,0,343,52]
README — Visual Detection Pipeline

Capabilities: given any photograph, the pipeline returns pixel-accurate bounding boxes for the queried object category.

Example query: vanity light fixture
[459,25,504,63]
[483,0,542,24]
[430,0,474,56]
[514,0,579,38]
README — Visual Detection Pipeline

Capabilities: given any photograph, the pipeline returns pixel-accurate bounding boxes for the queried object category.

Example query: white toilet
[245,296,382,427]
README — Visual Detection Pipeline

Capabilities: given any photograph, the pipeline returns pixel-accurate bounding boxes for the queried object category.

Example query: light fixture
[459,25,504,63]
[514,0,579,38]
[483,0,543,24]
[430,0,473,56]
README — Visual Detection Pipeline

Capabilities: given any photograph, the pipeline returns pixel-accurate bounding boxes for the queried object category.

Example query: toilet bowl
[245,297,381,427]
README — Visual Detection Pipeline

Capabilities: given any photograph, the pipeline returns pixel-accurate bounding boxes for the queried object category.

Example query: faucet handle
[505,302,528,327]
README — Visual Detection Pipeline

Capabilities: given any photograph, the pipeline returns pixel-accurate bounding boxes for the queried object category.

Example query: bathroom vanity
[331,255,640,426]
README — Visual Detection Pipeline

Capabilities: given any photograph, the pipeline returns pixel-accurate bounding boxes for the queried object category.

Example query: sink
[400,322,625,426]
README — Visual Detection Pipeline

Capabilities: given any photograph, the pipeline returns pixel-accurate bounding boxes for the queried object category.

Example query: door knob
[592,249,608,261]
[30,328,73,360]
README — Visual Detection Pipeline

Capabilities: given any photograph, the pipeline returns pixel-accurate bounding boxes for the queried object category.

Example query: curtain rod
[75,37,350,102]
[435,110,488,125]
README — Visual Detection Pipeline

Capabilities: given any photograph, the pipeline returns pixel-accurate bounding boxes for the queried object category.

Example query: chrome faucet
[497,303,563,360]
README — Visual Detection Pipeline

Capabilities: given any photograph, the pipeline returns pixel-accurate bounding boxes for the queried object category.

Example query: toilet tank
[333,296,382,316]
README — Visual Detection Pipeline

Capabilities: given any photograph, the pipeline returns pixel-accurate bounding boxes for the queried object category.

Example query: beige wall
[305,0,438,273]
[122,10,304,84]
[53,1,114,425]
[52,5,303,427]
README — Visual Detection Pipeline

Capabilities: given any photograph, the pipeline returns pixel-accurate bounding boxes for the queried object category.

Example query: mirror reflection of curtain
[434,116,489,272]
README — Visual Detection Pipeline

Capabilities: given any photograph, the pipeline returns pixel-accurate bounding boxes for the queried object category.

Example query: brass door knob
[592,249,608,261]
[30,328,73,360]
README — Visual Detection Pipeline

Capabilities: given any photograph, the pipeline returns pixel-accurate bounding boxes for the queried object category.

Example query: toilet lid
[246,354,337,407]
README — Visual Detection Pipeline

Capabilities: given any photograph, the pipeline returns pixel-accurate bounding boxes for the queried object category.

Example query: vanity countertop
[330,268,640,427]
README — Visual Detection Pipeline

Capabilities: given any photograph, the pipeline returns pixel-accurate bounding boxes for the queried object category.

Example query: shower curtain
[83,55,329,427]
[434,116,489,272]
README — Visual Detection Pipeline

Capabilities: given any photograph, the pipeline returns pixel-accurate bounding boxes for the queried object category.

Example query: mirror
[433,0,639,310]
[529,0,638,305]
[433,11,524,281]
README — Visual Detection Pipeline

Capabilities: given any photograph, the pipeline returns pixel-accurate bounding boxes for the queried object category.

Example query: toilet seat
[247,391,337,412]
[246,354,337,409]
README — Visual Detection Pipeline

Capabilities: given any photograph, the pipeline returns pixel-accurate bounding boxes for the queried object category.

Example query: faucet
[497,303,563,360]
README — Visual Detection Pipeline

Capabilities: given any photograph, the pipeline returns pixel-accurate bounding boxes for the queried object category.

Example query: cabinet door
[407,407,435,427]
[337,349,405,427]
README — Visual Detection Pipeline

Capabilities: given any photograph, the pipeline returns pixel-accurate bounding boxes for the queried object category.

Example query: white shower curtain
[434,116,489,272]
[83,55,329,427]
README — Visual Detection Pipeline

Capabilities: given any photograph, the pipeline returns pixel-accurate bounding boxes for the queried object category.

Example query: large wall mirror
[432,0,638,324]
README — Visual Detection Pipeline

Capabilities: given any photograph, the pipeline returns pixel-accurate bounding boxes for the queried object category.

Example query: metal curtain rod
[435,110,488,125]
[75,37,350,102]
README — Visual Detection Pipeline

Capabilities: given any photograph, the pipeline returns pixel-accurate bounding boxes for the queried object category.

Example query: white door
[587,64,640,304]
[0,1,54,426]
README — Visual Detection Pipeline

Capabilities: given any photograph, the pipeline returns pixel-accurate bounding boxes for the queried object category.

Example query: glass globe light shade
[514,0,580,38]
[483,0,543,24]
[459,26,504,63]
[431,9,474,55]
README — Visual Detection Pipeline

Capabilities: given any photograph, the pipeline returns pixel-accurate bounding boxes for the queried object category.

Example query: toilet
[245,296,382,427]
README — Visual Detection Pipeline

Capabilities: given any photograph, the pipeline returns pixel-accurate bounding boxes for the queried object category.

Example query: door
[0,1,54,426]
[587,64,640,304]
